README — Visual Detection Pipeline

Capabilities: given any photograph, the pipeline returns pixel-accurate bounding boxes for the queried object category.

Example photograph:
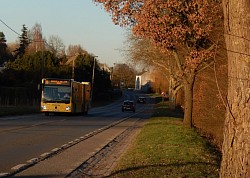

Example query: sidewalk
[13,118,142,178]
[68,119,146,178]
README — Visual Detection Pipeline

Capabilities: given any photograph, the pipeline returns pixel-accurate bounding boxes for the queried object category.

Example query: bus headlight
[41,105,47,110]
[66,106,71,111]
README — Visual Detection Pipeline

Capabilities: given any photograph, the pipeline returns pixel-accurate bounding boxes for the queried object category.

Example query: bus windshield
[42,85,71,103]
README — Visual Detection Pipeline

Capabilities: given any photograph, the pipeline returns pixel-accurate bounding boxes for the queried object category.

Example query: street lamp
[91,56,98,106]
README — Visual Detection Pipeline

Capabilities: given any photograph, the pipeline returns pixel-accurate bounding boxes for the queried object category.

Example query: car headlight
[41,105,47,110]
[66,106,71,111]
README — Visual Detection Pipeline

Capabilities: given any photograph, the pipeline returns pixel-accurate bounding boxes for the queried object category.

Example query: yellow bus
[40,78,91,115]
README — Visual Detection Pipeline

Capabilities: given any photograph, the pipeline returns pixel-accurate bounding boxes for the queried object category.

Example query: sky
[0,0,127,67]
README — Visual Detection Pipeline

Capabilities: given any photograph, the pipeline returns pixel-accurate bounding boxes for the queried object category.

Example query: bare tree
[112,63,136,88]
[67,44,87,57]
[47,35,65,58]
[27,23,45,53]
[125,33,181,100]
[220,0,250,177]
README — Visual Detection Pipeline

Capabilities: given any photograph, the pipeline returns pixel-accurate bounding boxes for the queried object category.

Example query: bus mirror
[38,83,44,90]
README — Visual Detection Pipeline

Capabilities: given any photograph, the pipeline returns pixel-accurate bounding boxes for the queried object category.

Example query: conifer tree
[0,32,8,65]
[15,24,30,58]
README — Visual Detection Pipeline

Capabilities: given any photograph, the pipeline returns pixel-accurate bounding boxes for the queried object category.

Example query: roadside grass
[0,99,115,117]
[0,106,40,117]
[109,102,221,178]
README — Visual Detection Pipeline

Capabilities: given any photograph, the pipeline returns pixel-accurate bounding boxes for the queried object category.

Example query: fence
[0,86,40,106]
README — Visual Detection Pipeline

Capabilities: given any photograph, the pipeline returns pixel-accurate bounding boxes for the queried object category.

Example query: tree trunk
[173,50,195,128]
[220,0,250,177]
[183,74,195,128]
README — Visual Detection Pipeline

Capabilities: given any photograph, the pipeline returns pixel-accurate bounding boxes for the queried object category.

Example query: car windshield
[124,101,133,105]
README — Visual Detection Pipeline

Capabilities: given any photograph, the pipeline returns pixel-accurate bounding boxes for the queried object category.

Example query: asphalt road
[0,90,152,176]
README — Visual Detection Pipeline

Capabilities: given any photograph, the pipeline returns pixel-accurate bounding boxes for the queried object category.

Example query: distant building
[65,54,79,66]
[99,63,111,73]
[135,70,154,93]
[99,63,112,81]
[135,76,141,90]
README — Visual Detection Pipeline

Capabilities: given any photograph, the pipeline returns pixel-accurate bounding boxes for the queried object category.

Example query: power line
[0,18,21,37]
[0,19,53,49]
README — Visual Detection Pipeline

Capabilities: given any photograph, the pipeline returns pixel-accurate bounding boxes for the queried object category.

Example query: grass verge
[108,102,221,178]
[0,106,40,117]
[0,99,115,117]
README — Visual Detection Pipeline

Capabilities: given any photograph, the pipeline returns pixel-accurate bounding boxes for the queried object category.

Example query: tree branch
[152,60,170,72]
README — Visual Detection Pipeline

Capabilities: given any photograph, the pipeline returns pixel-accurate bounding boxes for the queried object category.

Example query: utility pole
[72,55,75,79]
[91,56,98,106]
[41,41,44,79]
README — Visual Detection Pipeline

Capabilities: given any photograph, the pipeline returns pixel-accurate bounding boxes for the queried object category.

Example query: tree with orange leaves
[94,0,221,127]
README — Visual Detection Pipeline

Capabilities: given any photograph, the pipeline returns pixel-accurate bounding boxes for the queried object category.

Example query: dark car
[137,96,146,103]
[122,100,136,112]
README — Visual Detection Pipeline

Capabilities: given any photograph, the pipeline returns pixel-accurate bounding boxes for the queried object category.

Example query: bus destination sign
[45,79,71,85]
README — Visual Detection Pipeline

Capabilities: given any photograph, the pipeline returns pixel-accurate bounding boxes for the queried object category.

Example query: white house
[135,70,154,93]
